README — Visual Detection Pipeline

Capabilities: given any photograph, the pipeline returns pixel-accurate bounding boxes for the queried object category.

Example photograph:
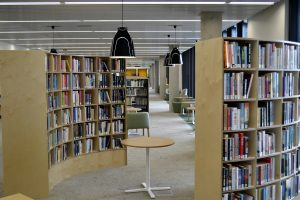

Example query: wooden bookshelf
[195,38,300,200]
[126,67,149,112]
[126,66,149,78]
[0,51,127,198]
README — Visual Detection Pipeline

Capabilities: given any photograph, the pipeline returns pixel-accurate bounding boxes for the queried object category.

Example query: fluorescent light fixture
[0,37,199,41]
[0,2,61,5]
[228,2,275,5]
[65,1,226,5]
[17,42,195,46]
[0,19,239,23]
[0,30,201,34]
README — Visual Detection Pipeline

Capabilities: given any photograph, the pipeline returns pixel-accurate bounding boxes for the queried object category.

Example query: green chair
[127,112,150,136]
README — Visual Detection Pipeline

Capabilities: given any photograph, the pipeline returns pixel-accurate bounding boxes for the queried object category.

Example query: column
[169,64,182,112]
[159,56,166,99]
[201,12,222,40]
[154,60,159,93]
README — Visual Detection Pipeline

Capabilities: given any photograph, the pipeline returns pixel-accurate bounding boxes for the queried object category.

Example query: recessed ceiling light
[0,2,61,5]
[0,19,240,23]
[228,2,275,5]
[65,2,226,5]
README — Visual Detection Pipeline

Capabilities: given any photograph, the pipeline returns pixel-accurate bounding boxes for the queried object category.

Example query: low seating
[172,96,195,113]
[127,112,150,136]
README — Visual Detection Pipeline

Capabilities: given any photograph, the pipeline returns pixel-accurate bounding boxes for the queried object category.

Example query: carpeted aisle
[43,91,195,200]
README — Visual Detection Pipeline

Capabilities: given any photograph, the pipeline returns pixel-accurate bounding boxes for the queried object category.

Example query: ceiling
[0,0,279,59]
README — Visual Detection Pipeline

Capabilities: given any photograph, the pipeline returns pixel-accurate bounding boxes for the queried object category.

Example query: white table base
[125,148,171,199]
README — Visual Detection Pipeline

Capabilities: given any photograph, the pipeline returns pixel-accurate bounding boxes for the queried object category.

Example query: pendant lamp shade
[170,47,183,65]
[164,53,172,66]
[50,25,58,54]
[110,27,135,58]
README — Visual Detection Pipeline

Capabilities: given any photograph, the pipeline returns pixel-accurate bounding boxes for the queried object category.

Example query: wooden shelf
[195,37,300,200]
[0,52,128,198]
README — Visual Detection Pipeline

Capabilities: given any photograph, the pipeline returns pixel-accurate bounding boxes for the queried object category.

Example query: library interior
[0,0,300,200]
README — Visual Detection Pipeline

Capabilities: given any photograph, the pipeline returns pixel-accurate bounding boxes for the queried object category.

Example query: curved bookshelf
[0,51,128,198]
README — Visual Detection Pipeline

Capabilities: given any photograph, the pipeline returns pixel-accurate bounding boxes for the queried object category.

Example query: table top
[127,106,142,112]
[186,106,195,110]
[121,136,175,148]
[0,194,33,200]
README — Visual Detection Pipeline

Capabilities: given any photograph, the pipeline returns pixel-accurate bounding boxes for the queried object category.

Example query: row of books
[48,127,69,150]
[98,74,110,88]
[283,72,295,97]
[281,152,296,177]
[61,59,71,72]
[259,44,300,69]
[223,72,253,100]
[257,130,275,157]
[85,74,96,89]
[98,90,110,104]
[223,103,250,131]
[257,101,274,128]
[49,144,68,166]
[74,140,83,156]
[112,89,125,103]
[258,72,279,99]
[74,123,84,139]
[126,79,147,87]
[86,122,95,137]
[256,157,275,185]
[222,193,253,200]
[126,88,148,96]
[99,121,111,135]
[112,137,123,149]
[73,107,82,123]
[85,57,94,72]
[72,58,81,72]
[224,41,251,69]
[85,92,94,105]
[256,184,276,200]
[112,74,125,87]
[282,101,295,124]
[98,60,109,72]
[62,91,70,107]
[223,133,249,161]
[281,175,300,200]
[99,136,110,151]
[85,106,95,121]
[112,105,124,118]
[222,164,252,191]
[126,97,148,106]
[86,139,94,153]
[112,120,124,134]
[62,74,70,90]
[52,55,60,72]
[112,59,125,72]
[48,93,59,110]
[282,126,294,151]
[62,109,71,125]
[99,105,110,120]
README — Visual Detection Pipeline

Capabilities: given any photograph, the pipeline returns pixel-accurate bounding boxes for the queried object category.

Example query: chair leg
[147,128,150,137]
[143,129,144,136]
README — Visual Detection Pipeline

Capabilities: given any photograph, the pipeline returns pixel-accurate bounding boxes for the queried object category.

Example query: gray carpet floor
[41,91,195,200]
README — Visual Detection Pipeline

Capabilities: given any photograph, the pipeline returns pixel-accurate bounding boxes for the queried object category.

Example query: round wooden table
[127,106,142,112]
[121,136,175,199]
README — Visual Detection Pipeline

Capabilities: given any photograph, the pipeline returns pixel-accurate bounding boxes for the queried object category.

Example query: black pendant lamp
[170,25,183,65]
[50,26,57,54]
[163,35,172,66]
[110,0,135,58]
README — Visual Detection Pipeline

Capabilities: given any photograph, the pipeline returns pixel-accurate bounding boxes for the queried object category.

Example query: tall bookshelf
[195,38,300,200]
[126,67,149,112]
[0,51,127,198]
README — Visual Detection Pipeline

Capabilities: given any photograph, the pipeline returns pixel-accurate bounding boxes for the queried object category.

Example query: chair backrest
[127,112,150,130]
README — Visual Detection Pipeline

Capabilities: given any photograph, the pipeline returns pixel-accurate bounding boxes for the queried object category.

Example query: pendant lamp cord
[51,26,55,50]
[122,0,124,27]
[174,25,177,46]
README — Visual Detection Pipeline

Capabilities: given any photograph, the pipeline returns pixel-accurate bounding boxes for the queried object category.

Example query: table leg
[125,147,172,198]
[192,110,195,124]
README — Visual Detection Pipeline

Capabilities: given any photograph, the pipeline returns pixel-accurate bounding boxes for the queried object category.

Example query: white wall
[248,0,288,41]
